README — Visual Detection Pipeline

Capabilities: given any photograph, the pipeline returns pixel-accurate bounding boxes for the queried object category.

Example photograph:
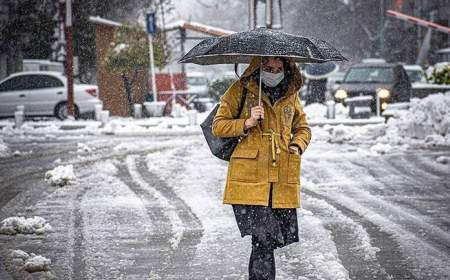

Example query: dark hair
[261,56,289,68]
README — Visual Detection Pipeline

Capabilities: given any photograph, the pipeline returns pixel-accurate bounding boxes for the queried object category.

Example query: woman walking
[212,56,312,279]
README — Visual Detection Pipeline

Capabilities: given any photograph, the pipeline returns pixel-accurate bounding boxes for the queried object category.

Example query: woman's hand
[244,105,264,129]
[289,145,300,155]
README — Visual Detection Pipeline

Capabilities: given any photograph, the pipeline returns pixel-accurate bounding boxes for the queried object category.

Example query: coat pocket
[229,148,259,183]
[287,152,301,184]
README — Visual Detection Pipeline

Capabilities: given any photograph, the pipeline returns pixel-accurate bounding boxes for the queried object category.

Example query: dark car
[334,63,411,117]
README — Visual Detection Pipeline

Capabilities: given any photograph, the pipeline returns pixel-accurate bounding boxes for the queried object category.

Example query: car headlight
[377,88,390,99]
[335,89,347,99]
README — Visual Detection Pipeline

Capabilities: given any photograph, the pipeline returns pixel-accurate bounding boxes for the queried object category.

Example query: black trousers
[232,184,299,279]
[248,185,276,280]
[249,235,276,280]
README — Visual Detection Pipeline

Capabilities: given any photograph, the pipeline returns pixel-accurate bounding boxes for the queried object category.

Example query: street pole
[180,28,186,74]
[148,33,158,103]
[249,0,256,30]
[169,67,176,116]
[266,0,273,29]
[379,0,384,57]
[65,0,74,117]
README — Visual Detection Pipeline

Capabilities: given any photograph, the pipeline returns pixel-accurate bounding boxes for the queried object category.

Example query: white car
[403,64,427,83]
[0,71,101,119]
[186,72,209,97]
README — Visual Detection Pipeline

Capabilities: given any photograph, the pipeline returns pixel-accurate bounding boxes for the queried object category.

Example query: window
[0,76,32,91]
[0,75,63,92]
[187,76,208,86]
[0,77,20,92]
[344,67,395,83]
[37,75,64,88]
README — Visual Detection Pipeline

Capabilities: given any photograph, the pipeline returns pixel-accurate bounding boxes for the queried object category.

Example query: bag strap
[234,86,247,119]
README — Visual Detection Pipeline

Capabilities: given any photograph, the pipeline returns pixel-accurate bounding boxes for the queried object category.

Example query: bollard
[95,104,103,121]
[376,93,381,117]
[14,111,24,128]
[16,105,25,113]
[144,101,166,117]
[133,104,142,118]
[326,100,336,119]
[187,110,197,126]
[100,110,109,125]
[172,103,182,118]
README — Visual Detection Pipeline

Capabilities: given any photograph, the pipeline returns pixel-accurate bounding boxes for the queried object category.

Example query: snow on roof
[89,16,122,27]
[164,20,186,30]
[403,65,423,71]
[436,47,450,54]
[164,20,235,36]
[3,71,66,82]
[23,59,63,66]
[361,58,387,64]
[186,72,207,77]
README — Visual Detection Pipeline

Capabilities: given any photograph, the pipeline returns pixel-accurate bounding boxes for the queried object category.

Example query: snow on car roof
[352,63,397,68]
[8,71,66,78]
[403,65,423,71]
[186,72,207,77]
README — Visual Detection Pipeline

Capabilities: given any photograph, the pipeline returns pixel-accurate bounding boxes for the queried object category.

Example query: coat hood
[239,56,303,97]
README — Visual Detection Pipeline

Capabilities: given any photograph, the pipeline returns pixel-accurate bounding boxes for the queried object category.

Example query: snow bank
[304,102,349,121]
[370,143,393,154]
[44,165,76,186]
[304,103,327,120]
[0,138,10,157]
[385,92,450,140]
[0,216,52,235]
[76,142,93,153]
[310,92,450,151]
[113,142,139,153]
[9,250,51,273]
[436,156,449,164]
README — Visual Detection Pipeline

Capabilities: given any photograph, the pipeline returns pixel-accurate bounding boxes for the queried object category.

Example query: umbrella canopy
[178,27,347,65]
[303,62,340,80]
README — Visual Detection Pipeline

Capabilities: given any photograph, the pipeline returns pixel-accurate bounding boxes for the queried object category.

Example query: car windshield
[344,67,394,83]
[406,70,425,83]
[187,76,207,86]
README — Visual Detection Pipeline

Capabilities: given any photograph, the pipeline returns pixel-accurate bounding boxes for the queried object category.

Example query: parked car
[404,64,450,98]
[186,72,209,97]
[403,64,427,83]
[333,62,411,117]
[0,71,100,119]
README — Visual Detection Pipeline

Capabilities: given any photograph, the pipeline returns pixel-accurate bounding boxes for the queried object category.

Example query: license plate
[354,106,371,114]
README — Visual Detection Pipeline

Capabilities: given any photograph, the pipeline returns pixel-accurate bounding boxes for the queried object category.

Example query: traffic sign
[146,12,156,35]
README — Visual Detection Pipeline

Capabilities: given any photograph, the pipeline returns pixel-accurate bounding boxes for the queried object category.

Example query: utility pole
[249,0,256,30]
[249,0,280,30]
[180,28,186,74]
[146,12,158,103]
[64,0,74,118]
[265,0,273,29]
[379,0,385,58]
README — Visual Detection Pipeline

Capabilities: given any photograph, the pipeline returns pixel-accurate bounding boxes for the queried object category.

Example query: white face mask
[261,70,284,87]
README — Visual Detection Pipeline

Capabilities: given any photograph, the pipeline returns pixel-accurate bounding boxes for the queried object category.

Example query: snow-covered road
[0,132,449,279]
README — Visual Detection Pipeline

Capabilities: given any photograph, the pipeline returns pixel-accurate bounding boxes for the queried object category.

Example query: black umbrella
[304,62,339,80]
[178,27,347,65]
[179,28,347,161]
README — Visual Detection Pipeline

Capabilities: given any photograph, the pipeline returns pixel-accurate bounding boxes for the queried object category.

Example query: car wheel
[54,102,79,120]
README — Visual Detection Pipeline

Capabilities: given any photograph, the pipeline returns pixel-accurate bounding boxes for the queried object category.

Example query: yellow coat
[212,57,312,208]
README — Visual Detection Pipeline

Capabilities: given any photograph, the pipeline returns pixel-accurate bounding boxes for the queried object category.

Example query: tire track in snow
[345,157,450,249]
[115,158,174,277]
[302,155,450,279]
[302,188,417,280]
[71,184,91,280]
[120,153,202,278]
[134,155,203,278]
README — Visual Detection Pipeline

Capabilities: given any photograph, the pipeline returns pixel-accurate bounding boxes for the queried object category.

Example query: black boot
[249,239,275,280]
